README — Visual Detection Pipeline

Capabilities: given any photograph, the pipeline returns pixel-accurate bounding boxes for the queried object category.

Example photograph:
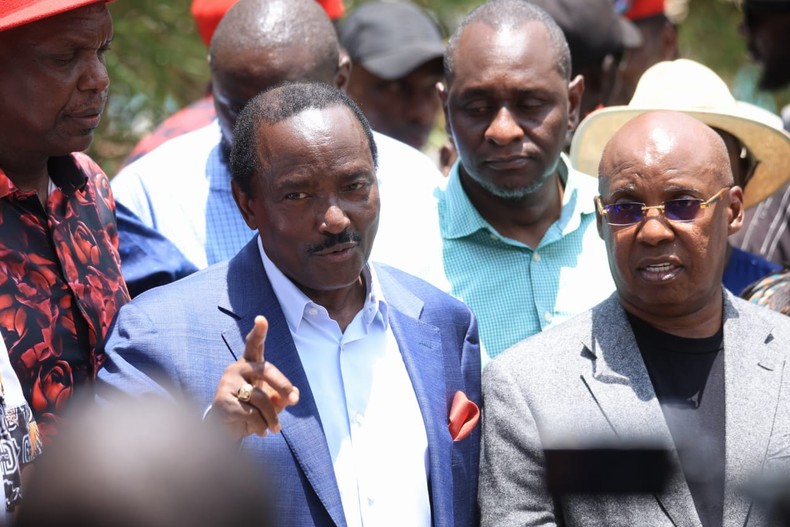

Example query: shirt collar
[440,152,598,240]
[257,236,389,333]
[0,154,87,200]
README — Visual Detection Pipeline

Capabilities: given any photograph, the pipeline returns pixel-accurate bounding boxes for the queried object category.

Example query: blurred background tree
[93,0,789,177]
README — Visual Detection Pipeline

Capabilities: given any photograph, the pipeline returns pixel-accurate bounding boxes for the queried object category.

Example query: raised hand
[210,316,300,439]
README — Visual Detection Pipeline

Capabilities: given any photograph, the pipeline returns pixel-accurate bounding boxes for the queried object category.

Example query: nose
[635,208,675,246]
[78,54,110,94]
[319,203,351,235]
[484,107,524,146]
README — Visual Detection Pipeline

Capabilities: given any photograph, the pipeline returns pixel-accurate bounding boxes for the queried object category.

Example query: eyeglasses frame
[595,187,731,227]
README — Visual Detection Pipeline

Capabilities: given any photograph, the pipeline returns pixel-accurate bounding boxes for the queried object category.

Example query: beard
[473,172,552,200]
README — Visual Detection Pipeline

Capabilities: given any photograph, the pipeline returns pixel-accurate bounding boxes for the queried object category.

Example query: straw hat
[0,0,107,33]
[570,58,790,208]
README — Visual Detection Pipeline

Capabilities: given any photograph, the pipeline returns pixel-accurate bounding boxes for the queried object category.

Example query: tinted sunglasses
[596,187,730,226]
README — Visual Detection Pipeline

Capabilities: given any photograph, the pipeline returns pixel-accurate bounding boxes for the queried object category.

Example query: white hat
[570,58,790,208]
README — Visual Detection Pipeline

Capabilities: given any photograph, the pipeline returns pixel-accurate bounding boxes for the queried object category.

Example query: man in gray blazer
[480,110,790,526]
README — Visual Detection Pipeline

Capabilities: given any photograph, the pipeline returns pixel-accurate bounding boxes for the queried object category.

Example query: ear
[437,81,452,137]
[335,48,352,92]
[726,185,745,236]
[231,179,259,231]
[567,74,585,133]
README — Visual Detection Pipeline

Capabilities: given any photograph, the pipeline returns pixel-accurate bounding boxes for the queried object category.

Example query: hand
[210,316,300,439]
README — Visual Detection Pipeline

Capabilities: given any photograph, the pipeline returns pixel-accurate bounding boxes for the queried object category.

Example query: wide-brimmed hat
[0,0,107,32]
[570,59,790,208]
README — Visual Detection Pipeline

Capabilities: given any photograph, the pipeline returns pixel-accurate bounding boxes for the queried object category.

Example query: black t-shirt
[627,313,725,527]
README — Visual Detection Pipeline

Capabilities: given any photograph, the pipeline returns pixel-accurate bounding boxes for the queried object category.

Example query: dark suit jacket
[99,237,481,527]
[481,291,790,527]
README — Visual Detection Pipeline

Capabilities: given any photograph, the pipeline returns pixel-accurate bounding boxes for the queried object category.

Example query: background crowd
[2,0,790,525]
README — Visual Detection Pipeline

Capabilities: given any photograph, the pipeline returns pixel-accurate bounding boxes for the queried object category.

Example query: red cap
[191,0,345,47]
[0,0,106,32]
[624,0,664,20]
[319,0,344,21]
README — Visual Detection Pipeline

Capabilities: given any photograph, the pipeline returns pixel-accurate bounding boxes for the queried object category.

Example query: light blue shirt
[437,155,615,359]
[112,120,449,289]
[258,238,431,527]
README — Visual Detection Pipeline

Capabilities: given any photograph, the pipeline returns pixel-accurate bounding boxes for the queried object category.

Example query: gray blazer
[480,291,790,527]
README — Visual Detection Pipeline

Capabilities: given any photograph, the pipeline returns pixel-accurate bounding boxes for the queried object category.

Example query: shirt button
[544,311,553,323]
[307,307,318,316]
[355,413,364,425]
[489,233,497,240]
[533,252,541,262]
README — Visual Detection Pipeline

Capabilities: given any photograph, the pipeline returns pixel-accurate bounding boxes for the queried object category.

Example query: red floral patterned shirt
[0,153,129,444]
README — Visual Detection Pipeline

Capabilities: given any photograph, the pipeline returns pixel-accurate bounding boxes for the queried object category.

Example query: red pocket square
[448,390,480,441]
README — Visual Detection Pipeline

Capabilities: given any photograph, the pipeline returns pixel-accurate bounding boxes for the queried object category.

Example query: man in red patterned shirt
[0,0,129,444]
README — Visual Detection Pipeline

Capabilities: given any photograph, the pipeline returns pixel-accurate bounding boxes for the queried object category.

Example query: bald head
[209,0,343,150]
[210,0,339,78]
[599,111,734,191]
[596,110,744,336]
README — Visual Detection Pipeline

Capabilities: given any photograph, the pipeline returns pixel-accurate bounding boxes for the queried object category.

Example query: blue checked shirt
[112,121,252,269]
[437,155,615,360]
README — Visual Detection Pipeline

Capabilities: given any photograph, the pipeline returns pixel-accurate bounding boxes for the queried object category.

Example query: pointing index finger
[244,315,268,364]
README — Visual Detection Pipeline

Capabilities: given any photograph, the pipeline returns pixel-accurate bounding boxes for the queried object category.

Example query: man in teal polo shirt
[438,0,615,359]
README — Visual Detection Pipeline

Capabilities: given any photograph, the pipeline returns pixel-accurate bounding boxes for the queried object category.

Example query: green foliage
[91,0,208,177]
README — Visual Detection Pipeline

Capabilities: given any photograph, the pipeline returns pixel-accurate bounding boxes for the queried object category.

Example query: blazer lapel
[721,293,786,527]
[219,238,347,527]
[378,267,454,527]
[579,296,701,527]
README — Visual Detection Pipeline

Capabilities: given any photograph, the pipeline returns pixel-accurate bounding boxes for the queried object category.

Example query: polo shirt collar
[0,154,87,200]
[441,153,597,240]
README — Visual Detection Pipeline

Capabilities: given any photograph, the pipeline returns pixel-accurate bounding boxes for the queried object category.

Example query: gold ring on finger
[236,382,254,403]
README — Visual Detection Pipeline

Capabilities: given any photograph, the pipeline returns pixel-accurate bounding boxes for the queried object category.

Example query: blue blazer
[98,237,481,527]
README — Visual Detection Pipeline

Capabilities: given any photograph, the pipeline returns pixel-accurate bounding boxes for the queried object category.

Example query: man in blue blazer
[98,82,481,527]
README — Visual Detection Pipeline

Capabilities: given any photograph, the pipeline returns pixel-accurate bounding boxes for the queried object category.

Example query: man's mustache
[307,230,362,254]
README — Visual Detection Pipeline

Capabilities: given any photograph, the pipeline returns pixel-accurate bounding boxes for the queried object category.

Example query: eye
[52,53,77,65]
[345,181,370,192]
[461,100,491,114]
[518,98,545,109]
[284,192,309,201]
[612,202,642,211]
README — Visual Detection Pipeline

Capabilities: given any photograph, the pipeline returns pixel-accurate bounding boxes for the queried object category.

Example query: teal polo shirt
[437,155,615,360]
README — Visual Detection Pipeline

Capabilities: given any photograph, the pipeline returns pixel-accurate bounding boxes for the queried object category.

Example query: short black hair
[230,81,378,197]
[444,0,571,84]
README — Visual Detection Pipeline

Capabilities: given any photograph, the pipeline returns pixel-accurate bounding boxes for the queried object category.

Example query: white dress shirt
[258,238,431,527]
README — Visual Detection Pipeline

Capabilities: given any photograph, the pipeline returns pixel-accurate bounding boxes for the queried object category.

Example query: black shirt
[628,313,725,527]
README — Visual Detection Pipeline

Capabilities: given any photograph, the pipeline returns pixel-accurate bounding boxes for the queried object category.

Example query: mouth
[485,155,531,171]
[68,108,104,130]
[637,262,683,283]
[311,241,359,260]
